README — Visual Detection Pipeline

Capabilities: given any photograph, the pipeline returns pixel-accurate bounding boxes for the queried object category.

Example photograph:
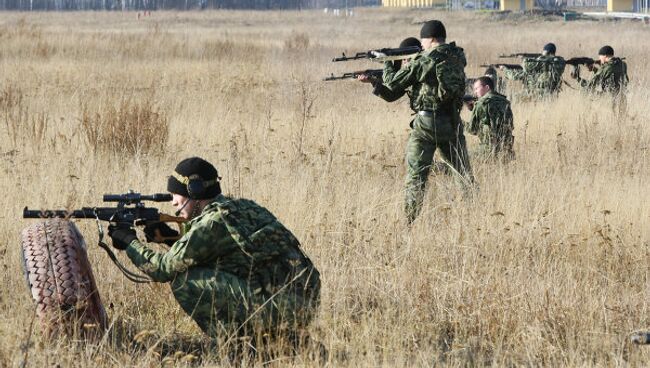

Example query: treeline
[0,0,374,10]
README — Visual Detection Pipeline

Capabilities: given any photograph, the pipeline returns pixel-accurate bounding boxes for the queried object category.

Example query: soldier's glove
[108,224,138,250]
[143,222,179,247]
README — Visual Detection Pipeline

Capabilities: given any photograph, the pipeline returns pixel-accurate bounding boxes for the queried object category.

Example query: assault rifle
[24,191,185,283]
[566,56,626,67]
[481,63,523,70]
[463,94,477,103]
[499,53,542,59]
[24,191,185,243]
[323,69,383,81]
[332,45,422,62]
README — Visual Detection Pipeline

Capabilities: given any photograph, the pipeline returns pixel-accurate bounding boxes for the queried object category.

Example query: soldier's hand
[357,74,372,83]
[108,223,137,250]
[586,64,595,72]
[570,67,580,79]
[144,222,179,246]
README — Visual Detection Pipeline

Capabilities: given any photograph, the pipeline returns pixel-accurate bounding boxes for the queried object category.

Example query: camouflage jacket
[382,42,467,112]
[125,195,320,298]
[466,91,514,152]
[579,57,629,95]
[371,64,410,107]
[504,55,566,96]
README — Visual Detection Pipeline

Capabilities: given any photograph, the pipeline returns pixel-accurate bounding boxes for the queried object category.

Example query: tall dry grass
[0,9,649,367]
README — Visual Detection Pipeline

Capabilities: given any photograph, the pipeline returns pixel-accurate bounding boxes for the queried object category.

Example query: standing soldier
[107,157,321,344]
[360,20,474,223]
[570,45,629,116]
[465,76,515,162]
[501,43,566,99]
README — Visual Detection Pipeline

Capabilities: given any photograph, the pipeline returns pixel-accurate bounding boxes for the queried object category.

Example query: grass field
[0,9,649,366]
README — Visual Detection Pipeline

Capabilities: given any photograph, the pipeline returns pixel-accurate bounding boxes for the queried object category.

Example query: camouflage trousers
[404,112,474,223]
[473,128,515,163]
[170,266,319,340]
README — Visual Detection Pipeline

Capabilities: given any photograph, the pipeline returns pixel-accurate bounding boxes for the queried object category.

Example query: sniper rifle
[24,190,185,283]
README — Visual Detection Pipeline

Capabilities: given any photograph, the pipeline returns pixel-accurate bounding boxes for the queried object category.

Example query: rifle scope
[103,193,172,204]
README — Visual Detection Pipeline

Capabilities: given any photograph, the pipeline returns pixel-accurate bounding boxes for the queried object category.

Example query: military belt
[418,110,433,117]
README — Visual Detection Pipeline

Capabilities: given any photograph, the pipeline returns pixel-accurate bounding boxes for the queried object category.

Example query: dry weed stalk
[80,97,168,156]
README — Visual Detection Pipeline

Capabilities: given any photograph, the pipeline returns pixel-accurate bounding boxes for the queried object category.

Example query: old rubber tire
[20,219,108,337]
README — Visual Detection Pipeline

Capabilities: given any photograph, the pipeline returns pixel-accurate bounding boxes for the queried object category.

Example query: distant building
[500,0,534,10]
[607,0,632,10]
[382,0,446,7]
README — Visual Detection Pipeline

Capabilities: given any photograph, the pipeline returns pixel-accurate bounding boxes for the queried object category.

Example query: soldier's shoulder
[217,196,266,213]
[483,92,510,105]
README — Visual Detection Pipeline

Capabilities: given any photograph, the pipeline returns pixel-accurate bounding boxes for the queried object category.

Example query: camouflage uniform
[577,57,629,116]
[125,195,320,338]
[465,91,514,161]
[380,42,474,223]
[504,55,566,98]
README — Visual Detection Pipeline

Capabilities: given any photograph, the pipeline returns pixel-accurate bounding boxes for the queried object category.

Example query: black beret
[598,45,614,56]
[543,43,556,54]
[420,20,446,39]
[399,37,422,49]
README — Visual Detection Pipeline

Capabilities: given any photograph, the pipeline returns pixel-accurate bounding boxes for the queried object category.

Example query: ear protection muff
[172,172,218,199]
[186,174,206,199]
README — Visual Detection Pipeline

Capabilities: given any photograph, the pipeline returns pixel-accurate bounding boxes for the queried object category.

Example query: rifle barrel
[23,207,97,219]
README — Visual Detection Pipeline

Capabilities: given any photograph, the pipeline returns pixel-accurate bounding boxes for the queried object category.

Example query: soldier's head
[483,66,498,81]
[598,45,614,64]
[396,37,422,68]
[167,157,222,219]
[473,76,494,98]
[420,20,446,49]
[542,43,556,56]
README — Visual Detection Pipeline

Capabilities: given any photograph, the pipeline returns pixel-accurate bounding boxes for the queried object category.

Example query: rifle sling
[97,240,153,283]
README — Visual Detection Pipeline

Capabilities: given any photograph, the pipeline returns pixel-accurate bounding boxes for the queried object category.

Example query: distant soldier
[501,43,566,98]
[359,20,474,223]
[465,76,514,162]
[108,157,321,343]
[570,45,629,116]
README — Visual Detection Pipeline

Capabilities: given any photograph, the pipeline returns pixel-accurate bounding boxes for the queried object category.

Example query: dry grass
[0,9,649,367]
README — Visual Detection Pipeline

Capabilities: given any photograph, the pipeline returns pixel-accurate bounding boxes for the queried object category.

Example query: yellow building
[607,0,633,11]
[500,0,535,10]
[382,0,446,7]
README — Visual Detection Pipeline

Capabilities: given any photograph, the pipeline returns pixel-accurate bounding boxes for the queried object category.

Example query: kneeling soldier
[108,157,321,341]
[465,76,514,161]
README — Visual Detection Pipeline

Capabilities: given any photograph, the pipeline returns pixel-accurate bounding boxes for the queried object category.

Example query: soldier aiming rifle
[499,43,566,98]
